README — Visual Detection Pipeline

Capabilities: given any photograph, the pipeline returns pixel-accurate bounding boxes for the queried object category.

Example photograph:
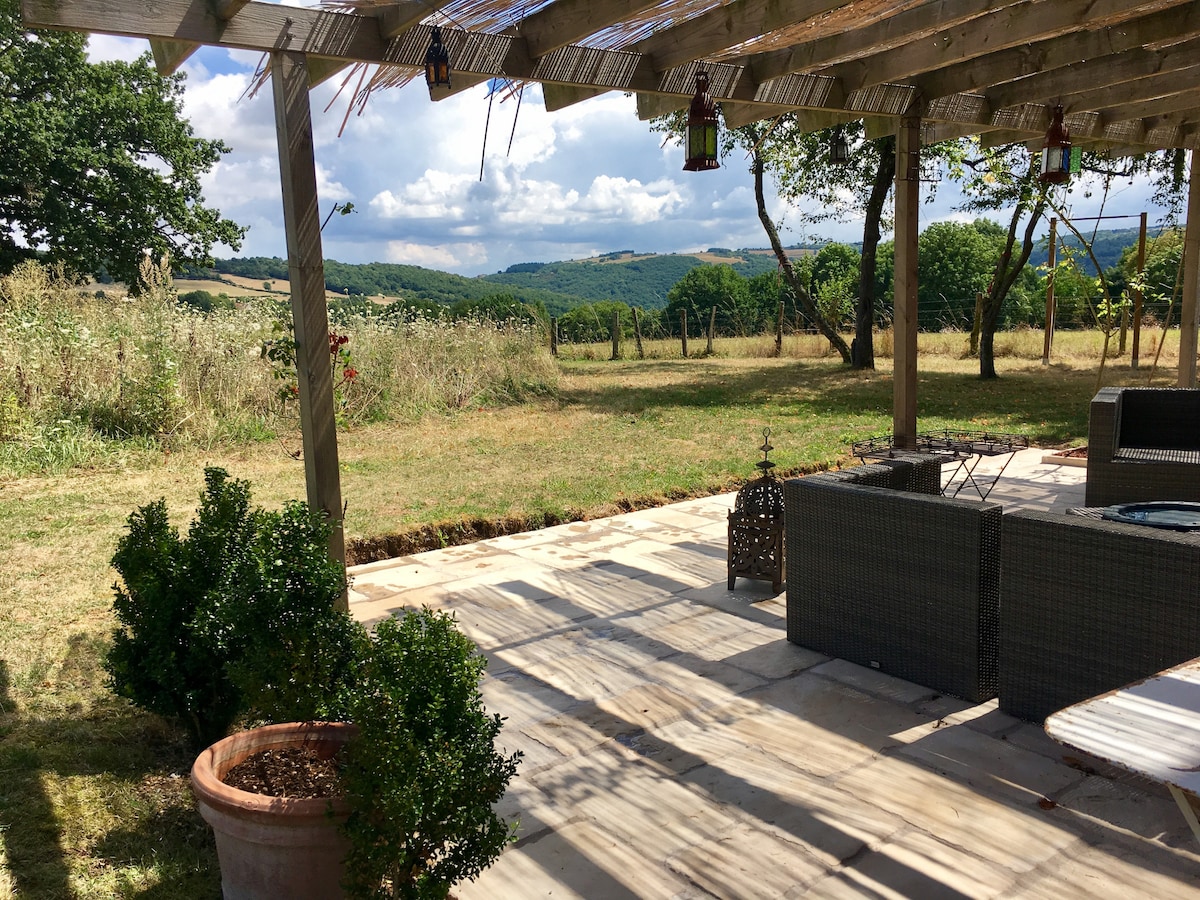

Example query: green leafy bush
[106,467,356,749]
[342,609,522,899]
[108,471,520,896]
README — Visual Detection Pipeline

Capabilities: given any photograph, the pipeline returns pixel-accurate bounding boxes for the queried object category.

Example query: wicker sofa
[784,454,1002,702]
[1000,508,1200,723]
[1085,386,1200,506]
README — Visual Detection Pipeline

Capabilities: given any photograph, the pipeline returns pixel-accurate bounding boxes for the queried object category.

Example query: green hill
[188,248,802,315]
[186,225,1151,317]
[479,249,785,309]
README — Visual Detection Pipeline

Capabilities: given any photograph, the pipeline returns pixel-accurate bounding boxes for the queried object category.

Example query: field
[0,269,1185,896]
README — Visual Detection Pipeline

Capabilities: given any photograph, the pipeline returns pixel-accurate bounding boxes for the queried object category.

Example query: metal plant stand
[728,428,785,592]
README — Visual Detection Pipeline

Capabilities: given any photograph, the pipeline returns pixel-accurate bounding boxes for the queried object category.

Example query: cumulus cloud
[385,241,488,270]
[77,31,1169,277]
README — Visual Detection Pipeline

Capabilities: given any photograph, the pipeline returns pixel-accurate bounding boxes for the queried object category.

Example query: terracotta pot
[191,721,358,900]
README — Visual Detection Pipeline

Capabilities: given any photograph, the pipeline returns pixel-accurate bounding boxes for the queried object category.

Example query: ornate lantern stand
[727,428,785,593]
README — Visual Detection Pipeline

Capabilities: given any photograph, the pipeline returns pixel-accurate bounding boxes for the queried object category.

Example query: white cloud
[74,35,1178,277]
[385,241,487,270]
[85,34,146,64]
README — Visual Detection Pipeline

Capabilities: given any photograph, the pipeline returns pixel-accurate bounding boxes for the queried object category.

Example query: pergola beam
[633,0,848,74]
[824,0,1190,94]
[909,4,1200,104]
[149,0,253,75]
[23,0,1200,148]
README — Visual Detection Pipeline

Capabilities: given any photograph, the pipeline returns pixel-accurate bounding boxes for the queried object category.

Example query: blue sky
[84,5,1179,278]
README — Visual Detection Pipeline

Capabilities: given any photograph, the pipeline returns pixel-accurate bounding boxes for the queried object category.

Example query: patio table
[852,430,1028,500]
[1044,657,1200,848]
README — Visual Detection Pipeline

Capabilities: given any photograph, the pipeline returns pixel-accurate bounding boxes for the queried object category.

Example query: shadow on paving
[369,544,1199,896]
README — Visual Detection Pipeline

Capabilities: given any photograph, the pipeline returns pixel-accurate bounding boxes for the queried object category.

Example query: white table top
[1044,657,1200,796]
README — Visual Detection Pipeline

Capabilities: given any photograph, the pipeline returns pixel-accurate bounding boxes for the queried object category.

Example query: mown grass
[0,321,1182,896]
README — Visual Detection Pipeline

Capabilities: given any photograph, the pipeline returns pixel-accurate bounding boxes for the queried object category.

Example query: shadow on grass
[0,657,74,898]
[0,639,221,899]
[558,358,1097,445]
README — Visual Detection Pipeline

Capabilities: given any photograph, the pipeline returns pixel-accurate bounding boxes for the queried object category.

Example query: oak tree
[0,0,244,286]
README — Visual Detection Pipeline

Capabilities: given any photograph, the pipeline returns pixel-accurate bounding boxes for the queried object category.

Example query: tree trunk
[979,186,1047,378]
[753,157,851,363]
[854,135,894,370]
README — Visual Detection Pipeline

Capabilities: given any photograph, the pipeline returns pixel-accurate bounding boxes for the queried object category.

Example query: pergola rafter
[19,0,1200,576]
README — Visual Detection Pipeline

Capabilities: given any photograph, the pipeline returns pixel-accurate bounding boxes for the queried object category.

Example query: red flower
[343,367,358,381]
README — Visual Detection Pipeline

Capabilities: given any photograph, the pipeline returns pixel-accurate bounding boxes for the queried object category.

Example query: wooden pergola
[21,0,1200,574]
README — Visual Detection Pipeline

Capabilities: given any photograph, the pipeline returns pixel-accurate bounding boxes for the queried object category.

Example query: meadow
[0,262,1184,896]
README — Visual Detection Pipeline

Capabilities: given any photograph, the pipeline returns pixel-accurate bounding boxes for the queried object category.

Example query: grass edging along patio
[344,466,820,563]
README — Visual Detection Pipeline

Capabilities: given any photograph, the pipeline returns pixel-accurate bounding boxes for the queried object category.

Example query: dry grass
[0,335,1183,896]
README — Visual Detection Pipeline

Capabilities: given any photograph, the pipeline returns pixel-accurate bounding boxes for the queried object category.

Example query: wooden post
[681,310,688,358]
[1132,211,1146,369]
[775,300,784,357]
[1181,151,1200,387]
[1118,298,1129,355]
[707,305,716,355]
[611,311,620,360]
[1043,217,1057,365]
[550,316,558,357]
[892,116,920,450]
[633,308,644,359]
[271,50,346,599]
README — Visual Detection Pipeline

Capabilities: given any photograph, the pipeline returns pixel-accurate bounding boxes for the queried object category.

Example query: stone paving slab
[350,454,1200,898]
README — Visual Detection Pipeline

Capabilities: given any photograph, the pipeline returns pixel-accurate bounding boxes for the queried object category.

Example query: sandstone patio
[348,449,1199,898]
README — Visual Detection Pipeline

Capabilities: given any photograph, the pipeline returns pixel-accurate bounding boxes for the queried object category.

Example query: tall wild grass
[0,259,557,475]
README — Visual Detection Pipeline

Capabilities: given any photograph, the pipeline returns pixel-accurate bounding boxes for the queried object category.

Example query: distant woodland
[174,223,1181,339]
[181,248,790,316]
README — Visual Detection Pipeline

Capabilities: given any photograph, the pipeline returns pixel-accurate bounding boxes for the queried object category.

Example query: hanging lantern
[1040,106,1070,185]
[829,125,850,165]
[683,72,719,172]
[424,25,451,96]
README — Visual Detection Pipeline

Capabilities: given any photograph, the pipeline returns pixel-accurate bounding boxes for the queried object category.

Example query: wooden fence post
[633,308,644,359]
[611,311,620,360]
[550,316,558,357]
[707,306,716,354]
[775,300,784,356]
[681,310,688,358]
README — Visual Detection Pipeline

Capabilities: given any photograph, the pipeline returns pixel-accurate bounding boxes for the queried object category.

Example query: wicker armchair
[999,509,1200,723]
[1085,387,1200,506]
[784,455,1001,702]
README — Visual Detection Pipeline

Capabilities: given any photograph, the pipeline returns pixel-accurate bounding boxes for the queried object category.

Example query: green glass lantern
[684,72,719,172]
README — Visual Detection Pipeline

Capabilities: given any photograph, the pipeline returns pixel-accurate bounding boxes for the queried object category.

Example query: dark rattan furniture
[785,455,1001,702]
[1085,387,1200,506]
[1000,508,1200,723]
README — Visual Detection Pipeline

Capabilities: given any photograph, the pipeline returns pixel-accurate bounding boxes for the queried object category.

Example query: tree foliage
[955,140,1187,377]
[0,0,245,285]
[664,264,759,336]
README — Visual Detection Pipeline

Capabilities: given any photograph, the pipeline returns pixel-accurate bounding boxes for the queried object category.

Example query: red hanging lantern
[683,72,719,172]
[1040,106,1070,185]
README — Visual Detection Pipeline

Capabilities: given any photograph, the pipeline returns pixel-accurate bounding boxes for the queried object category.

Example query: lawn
[0,334,1180,897]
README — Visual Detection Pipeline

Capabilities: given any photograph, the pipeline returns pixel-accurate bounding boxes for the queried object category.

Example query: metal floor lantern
[728,428,785,593]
